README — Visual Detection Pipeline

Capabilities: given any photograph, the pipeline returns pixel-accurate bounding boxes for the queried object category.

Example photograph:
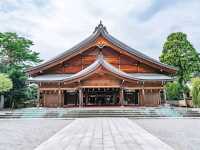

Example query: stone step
[1,107,200,118]
[62,115,166,118]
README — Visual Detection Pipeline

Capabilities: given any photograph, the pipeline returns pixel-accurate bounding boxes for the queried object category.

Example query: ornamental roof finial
[100,20,102,25]
[93,20,108,34]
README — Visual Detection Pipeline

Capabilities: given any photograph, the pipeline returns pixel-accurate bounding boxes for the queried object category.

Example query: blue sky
[0,0,200,61]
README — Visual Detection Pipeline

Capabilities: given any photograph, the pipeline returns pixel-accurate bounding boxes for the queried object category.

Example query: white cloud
[0,0,199,61]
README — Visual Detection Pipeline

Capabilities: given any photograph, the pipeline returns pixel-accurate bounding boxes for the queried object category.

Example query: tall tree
[160,32,200,104]
[0,32,41,108]
[0,32,41,68]
[0,74,13,109]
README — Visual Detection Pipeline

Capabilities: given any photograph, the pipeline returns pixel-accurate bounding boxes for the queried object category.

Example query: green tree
[191,78,200,107]
[0,32,41,108]
[26,84,38,100]
[160,32,200,104]
[165,82,182,100]
[0,74,13,109]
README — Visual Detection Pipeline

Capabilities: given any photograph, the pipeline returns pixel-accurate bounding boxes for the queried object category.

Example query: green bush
[165,82,183,100]
[25,84,38,100]
[191,78,200,107]
[0,74,13,93]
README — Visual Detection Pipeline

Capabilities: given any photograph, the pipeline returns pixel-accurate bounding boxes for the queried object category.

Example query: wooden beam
[124,87,163,90]
[80,86,120,88]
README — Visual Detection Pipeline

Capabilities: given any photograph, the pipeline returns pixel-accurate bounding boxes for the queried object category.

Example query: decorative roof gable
[29,53,173,83]
[27,21,177,75]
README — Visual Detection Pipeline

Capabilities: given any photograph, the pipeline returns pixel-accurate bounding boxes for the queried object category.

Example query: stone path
[35,118,173,150]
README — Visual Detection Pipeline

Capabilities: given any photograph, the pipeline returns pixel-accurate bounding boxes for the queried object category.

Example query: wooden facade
[27,22,176,107]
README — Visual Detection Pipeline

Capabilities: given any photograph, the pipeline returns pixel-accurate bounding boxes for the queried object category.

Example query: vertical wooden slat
[43,91,46,107]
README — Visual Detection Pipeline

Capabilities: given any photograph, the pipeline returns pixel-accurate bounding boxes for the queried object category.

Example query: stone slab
[35,118,173,150]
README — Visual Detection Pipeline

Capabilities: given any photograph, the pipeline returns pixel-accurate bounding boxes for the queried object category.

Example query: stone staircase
[0,107,200,118]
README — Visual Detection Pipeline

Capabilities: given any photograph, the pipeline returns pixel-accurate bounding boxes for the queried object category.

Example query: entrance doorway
[83,88,120,106]
[124,89,139,105]
[64,91,78,106]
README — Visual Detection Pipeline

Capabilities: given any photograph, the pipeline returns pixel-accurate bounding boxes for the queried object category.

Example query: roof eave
[27,23,177,75]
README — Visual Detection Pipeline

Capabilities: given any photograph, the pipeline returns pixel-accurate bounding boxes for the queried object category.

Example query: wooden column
[37,87,40,105]
[140,81,145,106]
[79,88,83,107]
[58,90,62,107]
[58,82,62,107]
[120,88,124,106]
[43,91,46,107]
[142,88,145,106]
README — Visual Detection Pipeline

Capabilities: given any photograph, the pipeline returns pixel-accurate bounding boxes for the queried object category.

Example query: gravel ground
[133,119,200,150]
[0,119,73,150]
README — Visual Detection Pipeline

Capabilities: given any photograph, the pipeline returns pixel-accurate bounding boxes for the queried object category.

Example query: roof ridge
[27,22,177,74]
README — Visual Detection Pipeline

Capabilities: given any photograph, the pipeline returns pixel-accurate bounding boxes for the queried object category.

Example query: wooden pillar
[141,81,145,106]
[37,87,40,106]
[79,88,83,107]
[58,90,62,107]
[141,88,145,106]
[120,88,124,106]
[43,91,46,107]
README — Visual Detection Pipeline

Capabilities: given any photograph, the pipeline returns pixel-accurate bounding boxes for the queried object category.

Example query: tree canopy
[0,74,13,93]
[160,32,200,86]
[0,32,41,107]
[0,32,41,69]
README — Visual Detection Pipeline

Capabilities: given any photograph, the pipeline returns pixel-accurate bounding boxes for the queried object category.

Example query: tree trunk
[0,95,4,109]
[180,80,188,107]
[183,92,188,107]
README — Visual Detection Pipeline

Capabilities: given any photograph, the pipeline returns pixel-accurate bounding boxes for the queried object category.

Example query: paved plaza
[1,118,200,150]
[134,119,200,150]
[35,118,173,150]
[0,119,72,150]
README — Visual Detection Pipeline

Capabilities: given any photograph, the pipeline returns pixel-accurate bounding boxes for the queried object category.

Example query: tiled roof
[29,55,173,82]
[27,22,177,73]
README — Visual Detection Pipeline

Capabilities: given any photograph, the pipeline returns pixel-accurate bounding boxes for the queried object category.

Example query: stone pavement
[35,118,173,150]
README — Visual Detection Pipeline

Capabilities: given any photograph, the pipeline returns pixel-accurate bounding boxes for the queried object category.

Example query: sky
[0,0,200,61]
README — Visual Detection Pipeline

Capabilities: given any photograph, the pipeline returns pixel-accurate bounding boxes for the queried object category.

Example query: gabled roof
[29,54,173,83]
[27,22,177,74]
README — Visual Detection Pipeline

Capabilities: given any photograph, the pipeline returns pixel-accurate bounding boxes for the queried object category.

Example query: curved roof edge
[29,55,174,83]
[27,22,177,73]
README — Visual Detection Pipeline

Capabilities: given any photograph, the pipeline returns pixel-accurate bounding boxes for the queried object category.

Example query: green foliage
[165,82,183,100]
[0,32,41,68]
[0,32,41,108]
[0,74,13,93]
[191,78,200,107]
[160,32,200,87]
[25,84,38,100]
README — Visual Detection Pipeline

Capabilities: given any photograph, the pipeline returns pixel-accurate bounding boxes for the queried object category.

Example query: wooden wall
[42,46,160,75]
[139,89,161,106]
[43,93,60,107]
[81,72,121,87]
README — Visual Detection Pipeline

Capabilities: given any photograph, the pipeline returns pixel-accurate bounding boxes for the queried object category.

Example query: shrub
[0,74,13,93]
[165,82,183,100]
[191,78,200,107]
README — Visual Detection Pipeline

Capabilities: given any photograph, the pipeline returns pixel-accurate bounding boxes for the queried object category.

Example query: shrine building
[27,22,177,107]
